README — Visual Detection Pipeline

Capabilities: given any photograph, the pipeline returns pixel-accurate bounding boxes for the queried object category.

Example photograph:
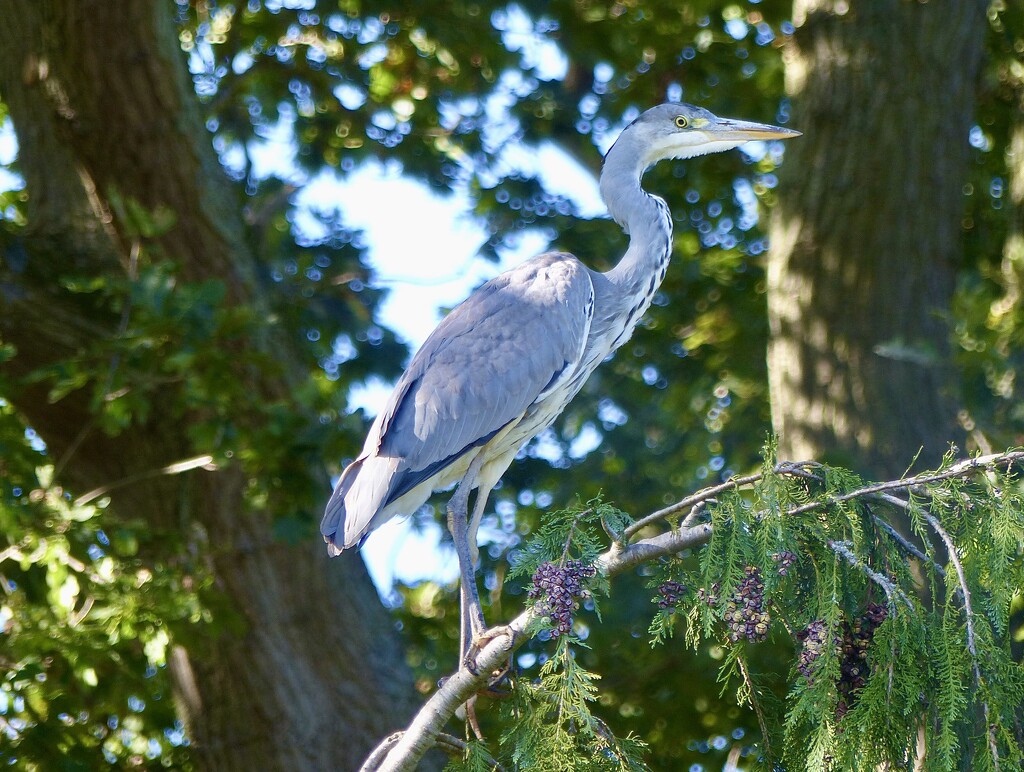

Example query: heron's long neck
[599,147,674,318]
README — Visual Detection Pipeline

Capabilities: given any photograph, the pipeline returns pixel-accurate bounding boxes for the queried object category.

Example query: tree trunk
[767,0,987,479]
[0,3,423,769]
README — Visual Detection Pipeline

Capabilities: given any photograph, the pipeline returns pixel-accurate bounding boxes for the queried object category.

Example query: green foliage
[694,451,1023,771]
[445,739,502,772]
[497,637,649,772]
[0,405,203,768]
[646,556,688,646]
[0,181,403,761]
[507,497,620,597]
[446,499,647,771]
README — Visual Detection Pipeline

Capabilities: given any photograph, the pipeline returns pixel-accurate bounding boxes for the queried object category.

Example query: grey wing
[383,252,594,489]
[324,252,595,547]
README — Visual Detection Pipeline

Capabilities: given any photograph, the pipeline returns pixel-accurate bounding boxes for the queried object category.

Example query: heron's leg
[449,456,515,675]
[462,472,520,675]
[466,471,493,570]
[447,453,486,668]
[463,477,495,634]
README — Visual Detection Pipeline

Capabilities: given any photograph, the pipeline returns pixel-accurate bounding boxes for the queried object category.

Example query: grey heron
[322,102,799,663]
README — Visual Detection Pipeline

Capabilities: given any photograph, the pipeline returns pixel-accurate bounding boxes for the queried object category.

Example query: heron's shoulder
[408,251,592,365]
[507,250,586,275]
[489,251,592,302]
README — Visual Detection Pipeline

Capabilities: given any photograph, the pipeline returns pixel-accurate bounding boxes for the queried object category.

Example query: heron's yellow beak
[704,117,802,142]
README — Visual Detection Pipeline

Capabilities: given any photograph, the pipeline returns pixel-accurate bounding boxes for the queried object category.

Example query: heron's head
[623,102,801,168]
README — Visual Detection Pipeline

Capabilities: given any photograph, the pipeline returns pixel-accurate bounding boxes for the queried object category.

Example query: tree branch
[75,454,218,505]
[826,539,914,609]
[373,522,715,771]
[868,496,947,578]
[623,460,822,539]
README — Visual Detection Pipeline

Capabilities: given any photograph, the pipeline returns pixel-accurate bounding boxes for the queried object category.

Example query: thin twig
[558,509,591,563]
[827,540,914,609]
[921,516,975,656]
[52,420,99,483]
[735,653,772,759]
[0,543,111,587]
[624,461,821,538]
[77,454,217,504]
[869,506,946,579]
[68,595,95,627]
[434,732,504,769]
[787,451,1024,518]
[53,241,141,482]
[680,500,709,529]
[624,471,764,538]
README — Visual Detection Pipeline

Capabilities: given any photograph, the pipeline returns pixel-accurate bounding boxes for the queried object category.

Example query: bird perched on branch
[322,103,799,663]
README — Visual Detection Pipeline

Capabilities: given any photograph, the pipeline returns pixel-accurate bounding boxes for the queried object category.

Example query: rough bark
[0,3,424,769]
[767,0,987,479]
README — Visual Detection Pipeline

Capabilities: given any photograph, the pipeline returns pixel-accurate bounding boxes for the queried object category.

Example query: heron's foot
[439,655,513,697]
[462,623,515,675]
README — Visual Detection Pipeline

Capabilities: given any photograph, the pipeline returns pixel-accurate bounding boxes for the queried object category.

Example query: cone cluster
[796,602,890,717]
[656,580,687,609]
[772,550,798,576]
[528,559,597,638]
[724,566,771,643]
[837,602,888,716]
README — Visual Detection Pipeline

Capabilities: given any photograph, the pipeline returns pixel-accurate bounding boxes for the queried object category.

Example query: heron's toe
[462,624,515,674]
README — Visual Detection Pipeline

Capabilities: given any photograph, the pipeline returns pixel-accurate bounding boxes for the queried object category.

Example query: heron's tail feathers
[321,454,400,556]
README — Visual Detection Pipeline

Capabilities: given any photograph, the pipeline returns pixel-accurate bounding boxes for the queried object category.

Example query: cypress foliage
[446,448,1024,770]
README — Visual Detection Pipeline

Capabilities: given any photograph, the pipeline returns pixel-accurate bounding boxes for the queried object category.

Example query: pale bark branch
[870,507,946,579]
[623,460,822,538]
[373,523,715,771]
[77,453,218,504]
[826,539,914,609]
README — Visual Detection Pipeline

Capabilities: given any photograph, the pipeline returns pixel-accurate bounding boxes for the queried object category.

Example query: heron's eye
[674,115,689,129]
